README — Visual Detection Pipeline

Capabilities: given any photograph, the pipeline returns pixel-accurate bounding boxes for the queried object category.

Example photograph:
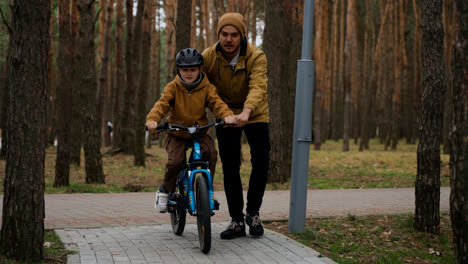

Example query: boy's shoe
[246,212,264,237]
[220,219,246,240]
[154,187,169,213]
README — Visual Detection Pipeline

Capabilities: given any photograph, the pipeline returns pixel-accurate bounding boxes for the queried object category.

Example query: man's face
[179,67,200,83]
[219,25,241,55]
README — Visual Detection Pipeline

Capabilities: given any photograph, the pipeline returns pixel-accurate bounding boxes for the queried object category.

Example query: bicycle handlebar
[150,121,235,135]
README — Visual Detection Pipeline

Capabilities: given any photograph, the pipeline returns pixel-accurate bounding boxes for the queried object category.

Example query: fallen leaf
[43,242,51,248]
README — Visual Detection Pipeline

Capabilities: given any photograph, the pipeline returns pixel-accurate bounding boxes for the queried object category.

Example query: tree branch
[0,7,12,34]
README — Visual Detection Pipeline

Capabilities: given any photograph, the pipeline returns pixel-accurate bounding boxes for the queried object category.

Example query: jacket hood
[173,73,209,93]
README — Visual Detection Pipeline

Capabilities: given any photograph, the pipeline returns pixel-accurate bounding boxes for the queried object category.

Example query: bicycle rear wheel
[170,173,186,235]
[195,176,211,254]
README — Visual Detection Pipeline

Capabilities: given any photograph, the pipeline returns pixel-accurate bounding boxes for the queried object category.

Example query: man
[202,12,270,239]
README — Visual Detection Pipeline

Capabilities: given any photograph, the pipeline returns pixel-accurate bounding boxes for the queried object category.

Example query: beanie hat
[217,12,246,39]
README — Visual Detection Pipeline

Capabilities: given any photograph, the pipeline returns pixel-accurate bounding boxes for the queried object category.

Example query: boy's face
[179,67,200,83]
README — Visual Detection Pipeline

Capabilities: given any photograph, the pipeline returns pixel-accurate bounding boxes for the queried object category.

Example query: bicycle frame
[178,141,215,216]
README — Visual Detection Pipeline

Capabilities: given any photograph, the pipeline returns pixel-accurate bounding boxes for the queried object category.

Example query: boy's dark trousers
[216,122,270,221]
[163,134,217,193]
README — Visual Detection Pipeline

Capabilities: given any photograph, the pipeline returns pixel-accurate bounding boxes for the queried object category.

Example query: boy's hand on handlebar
[146,121,158,132]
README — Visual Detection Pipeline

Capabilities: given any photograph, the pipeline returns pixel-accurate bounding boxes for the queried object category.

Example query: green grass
[0,138,450,194]
[266,213,455,264]
[0,231,73,263]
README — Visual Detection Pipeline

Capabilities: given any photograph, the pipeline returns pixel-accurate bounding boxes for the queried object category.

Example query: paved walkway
[0,188,451,263]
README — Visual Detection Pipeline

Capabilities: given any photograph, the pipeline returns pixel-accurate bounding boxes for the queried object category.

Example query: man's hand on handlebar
[224,115,237,126]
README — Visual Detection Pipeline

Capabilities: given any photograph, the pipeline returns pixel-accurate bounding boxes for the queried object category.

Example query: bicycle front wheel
[170,174,186,235]
[195,176,211,254]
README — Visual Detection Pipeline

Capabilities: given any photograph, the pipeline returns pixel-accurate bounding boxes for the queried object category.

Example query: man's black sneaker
[246,213,264,237]
[220,220,246,240]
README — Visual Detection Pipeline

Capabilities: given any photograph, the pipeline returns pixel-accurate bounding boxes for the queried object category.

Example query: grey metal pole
[288,0,315,233]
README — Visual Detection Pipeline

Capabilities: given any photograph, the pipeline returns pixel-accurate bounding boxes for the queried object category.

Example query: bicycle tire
[195,176,211,254]
[170,173,186,235]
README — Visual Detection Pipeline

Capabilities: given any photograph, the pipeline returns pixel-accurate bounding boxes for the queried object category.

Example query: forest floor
[265,213,454,264]
[0,138,451,194]
[0,139,454,263]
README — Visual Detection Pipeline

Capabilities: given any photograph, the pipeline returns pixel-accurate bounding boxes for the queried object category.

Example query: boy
[146,48,236,212]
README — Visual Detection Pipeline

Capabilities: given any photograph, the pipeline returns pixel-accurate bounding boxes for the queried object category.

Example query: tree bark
[70,0,82,166]
[411,0,423,145]
[120,0,135,154]
[343,0,359,152]
[190,0,197,48]
[77,0,105,184]
[0,0,49,260]
[442,0,456,154]
[264,0,302,183]
[450,1,468,262]
[176,0,192,56]
[313,0,323,150]
[97,0,114,148]
[135,0,154,166]
[414,0,444,234]
[55,0,72,187]
[112,0,124,150]
[164,0,176,83]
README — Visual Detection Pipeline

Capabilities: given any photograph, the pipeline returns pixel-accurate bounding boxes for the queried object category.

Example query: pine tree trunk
[190,0,197,48]
[0,0,49,260]
[135,0,155,166]
[55,0,72,187]
[359,0,373,151]
[330,0,339,141]
[98,0,114,148]
[112,0,124,150]
[343,0,359,152]
[450,1,468,262]
[249,0,256,45]
[176,0,192,54]
[164,0,176,82]
[45,13,54,148]
[442,0,456,154]
[412,0,423,145]
[414,0,444,234]
[201,0,211,48]
[98,0,107,61]
[120,0,135,154]
[264,0,302,183]
[313,0,323,150]
[77,0,105,184]
[70,0,82,166]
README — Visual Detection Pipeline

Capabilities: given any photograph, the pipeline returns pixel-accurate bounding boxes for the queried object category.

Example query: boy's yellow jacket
[146,74,233,139]
[201,40,269,124]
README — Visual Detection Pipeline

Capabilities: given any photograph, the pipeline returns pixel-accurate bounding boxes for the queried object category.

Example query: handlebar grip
[157,123,169,130]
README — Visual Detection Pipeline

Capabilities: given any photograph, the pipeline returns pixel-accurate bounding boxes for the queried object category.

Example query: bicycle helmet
[175,48,203,68]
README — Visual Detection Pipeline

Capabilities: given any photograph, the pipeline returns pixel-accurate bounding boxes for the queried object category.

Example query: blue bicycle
[155,121,227,254]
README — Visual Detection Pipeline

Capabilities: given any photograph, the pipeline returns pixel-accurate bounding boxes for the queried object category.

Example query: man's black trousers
[216,122,270,221]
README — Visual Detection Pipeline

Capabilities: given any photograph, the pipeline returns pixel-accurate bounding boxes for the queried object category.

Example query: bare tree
[450,1,467,262]
[0,0,50,260]
[264,0,302,183]
[120,0,135,154]
[414,0,444,234]
[97,0,114,147]
[135,0,155,166]
[70,0,83,166]
[55,0,73,187]
[76,0,105,184]
[112,0,124,150]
